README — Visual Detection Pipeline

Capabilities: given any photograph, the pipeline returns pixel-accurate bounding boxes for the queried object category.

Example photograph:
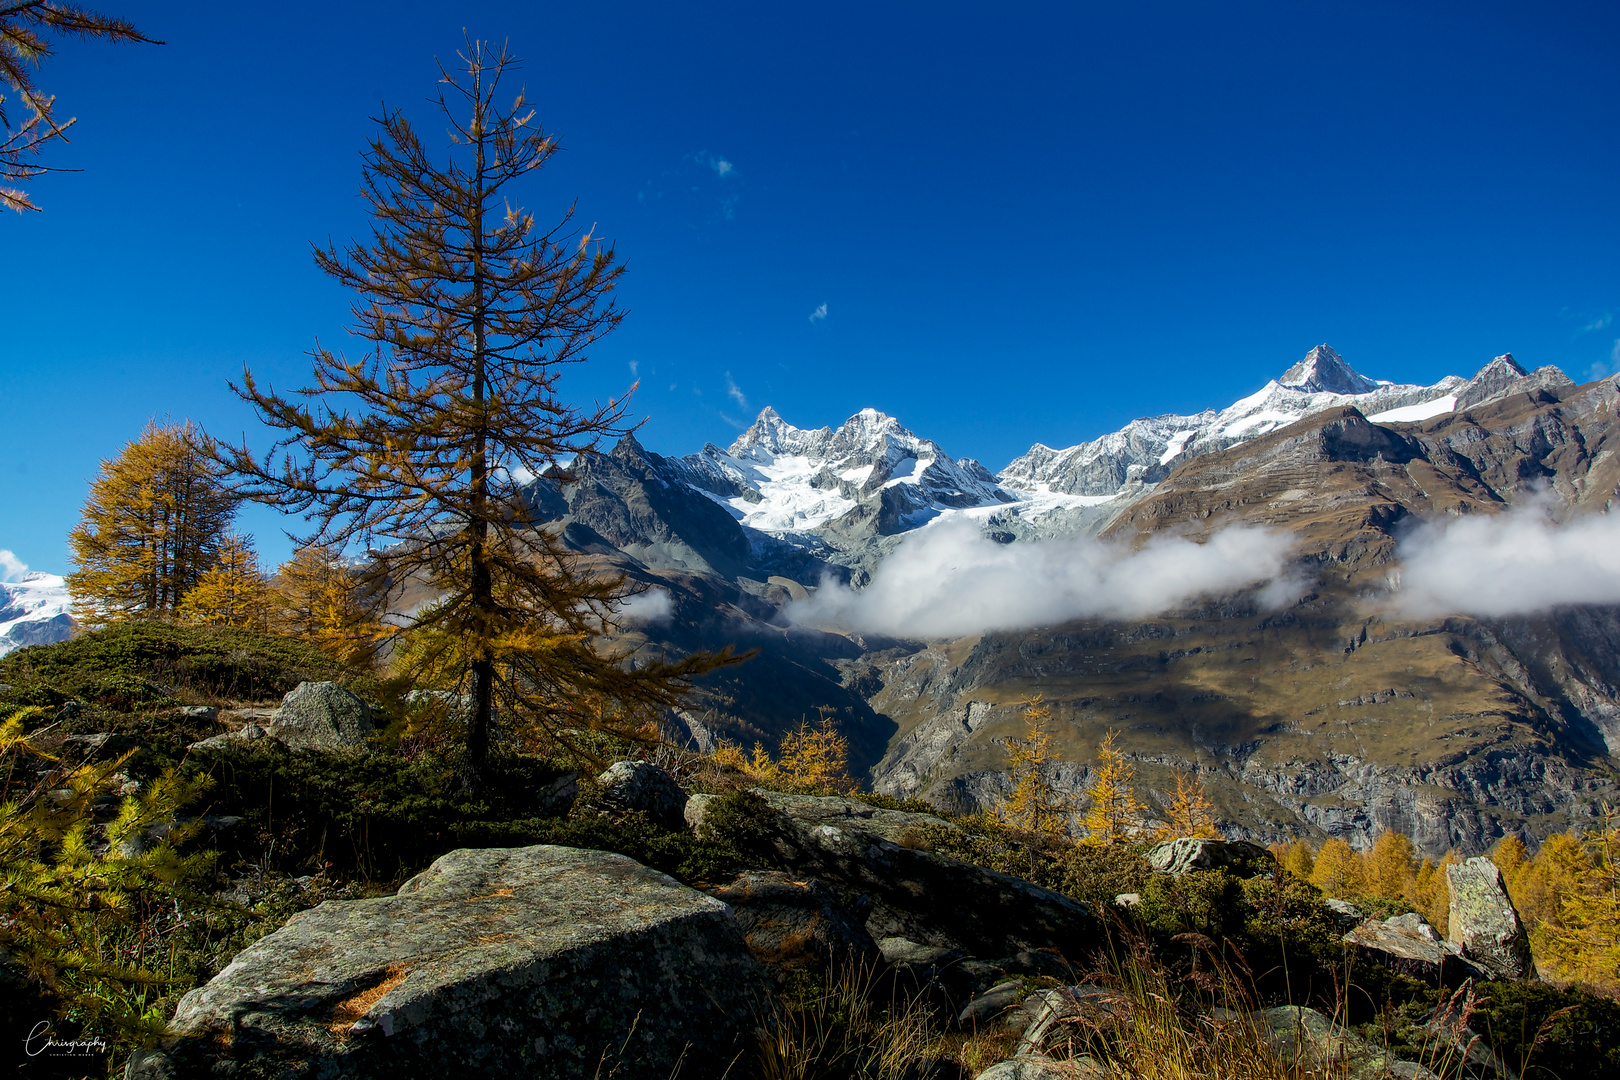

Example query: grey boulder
[1446,856,1535,980]
[129,845,771,1079]
[1344,911,1480,985]
[596,759,687,829]
[690,790,1099,963]
[703,870,880,975]
[268,680,374,752]
[1144,837,1273,877]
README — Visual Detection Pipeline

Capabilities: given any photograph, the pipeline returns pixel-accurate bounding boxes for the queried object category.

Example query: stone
[702,870,880,974]
[1324,897,1366,927]
[1253,1005,1402,1080]
[1112,893,1141,908]
[178,705,218,720]
[1343,911,1480,985]
[1144,837,1274,877]
[692,790,1099,963]
[596,760,687,829]
[268,681,374,753]
[186,721,270,752]
[1445,856,1534,979]
[129,845,772,1079]
[1014,986,1131,1057]
[958,980,1024,1026]
[974,1054,1108,1079]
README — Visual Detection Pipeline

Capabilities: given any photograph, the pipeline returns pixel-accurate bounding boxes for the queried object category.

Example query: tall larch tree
[1081,729,1144,845]
[67,420,236,624]
[996,697,1077,837]
[1,2,159,212]
[215,41,734,786]
[267,544,386,666]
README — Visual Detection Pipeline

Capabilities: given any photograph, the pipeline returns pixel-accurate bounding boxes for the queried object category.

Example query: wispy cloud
[628,360,639,379]
[809,303,828,323]
[712,157,734,178]
[0,550,27,582]
[1392,499,1620,617]
[724,372,748,410]
[1580,313,1613,332]
[1587,338,1620,382]
[787,516,1297,638]
[614,587,674,626]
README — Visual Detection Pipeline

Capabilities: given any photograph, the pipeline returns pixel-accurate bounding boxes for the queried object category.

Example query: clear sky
[3,1,1618,573]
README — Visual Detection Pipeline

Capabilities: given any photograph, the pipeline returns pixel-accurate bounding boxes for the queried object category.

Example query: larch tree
[67,420,236,625]
[214,41,734,786]
[1155,769,1219,840]
[267,544,386,666]
[177,532,269,629]
[1,2,159,212]
[996,696,1077,837]
[1081,728,1143,845]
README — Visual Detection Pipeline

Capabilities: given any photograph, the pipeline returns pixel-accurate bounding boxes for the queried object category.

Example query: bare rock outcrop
[268,680,374,752]
[127,845,771,1079]
[1446,856,1535,980]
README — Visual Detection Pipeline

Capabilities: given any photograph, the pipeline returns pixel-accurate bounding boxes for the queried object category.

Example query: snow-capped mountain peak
[0,572,74,656]
[1279,344,1384,395]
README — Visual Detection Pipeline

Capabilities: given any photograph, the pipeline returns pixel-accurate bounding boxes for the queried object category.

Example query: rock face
[1254,1005,1408,1080]
[1145,837,1273,877]
[595,760,688,829]
[1343,911,1479,985]
[267,681,374,752]
[690,790,1098,964]
[703,870,880,975]
[130,845,771,1079]
[1446,856,1535,979]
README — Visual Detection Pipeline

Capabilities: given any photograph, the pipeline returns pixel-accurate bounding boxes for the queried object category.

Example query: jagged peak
[1472,353,1527,379]
[1278,344,1382,395]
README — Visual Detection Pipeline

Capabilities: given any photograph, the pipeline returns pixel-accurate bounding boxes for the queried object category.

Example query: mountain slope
[0,573,74,657]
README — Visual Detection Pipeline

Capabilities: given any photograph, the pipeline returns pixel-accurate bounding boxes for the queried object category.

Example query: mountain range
[523,344,1620,856]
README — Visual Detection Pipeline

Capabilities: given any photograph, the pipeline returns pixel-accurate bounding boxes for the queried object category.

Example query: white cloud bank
[0,550,27,582]
[1393,504,1620,617]
[615,587,674,625]
[787,516,1296,638]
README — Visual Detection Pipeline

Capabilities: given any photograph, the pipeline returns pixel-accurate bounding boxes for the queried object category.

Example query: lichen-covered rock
[703,870,879,975]
[128,845,771,1079]
[1446,856,1534,979]
[692,790,1098,963]
[1254,1005,1402,1080]
[596,760,687,829]
[1343,911,1480,985]
[268,681,374,752]
[186,720,269,752]
[974,1054,1107,1079]
[1144,837,1273,877]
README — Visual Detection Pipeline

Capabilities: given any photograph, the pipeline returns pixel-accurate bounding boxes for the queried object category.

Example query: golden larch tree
[1309,837,1366,897]
[177,532,268,629]
[1081,728,1143,846]
[214,42,734,785]
[1540,810,1620,988]
[1156,769,1219,840]
[67,420,236,625]
[267,544,387,666]
[1365,829,1418,900]
[996,697,1077,837]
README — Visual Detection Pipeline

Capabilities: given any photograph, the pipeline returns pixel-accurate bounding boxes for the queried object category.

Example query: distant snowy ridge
[0,572,74,657]
[670,406,1011,535]
[997,346,1571,498]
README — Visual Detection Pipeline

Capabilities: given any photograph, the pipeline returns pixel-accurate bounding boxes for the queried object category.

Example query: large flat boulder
[1446,856,1535,980]
[1145,837,1273,877]
[128,845,771,1079]
[689,790,1099,964]
[268,680,374,752]
[1343,911,1480,985]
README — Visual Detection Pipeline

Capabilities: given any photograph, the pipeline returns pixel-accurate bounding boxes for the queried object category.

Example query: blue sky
[3,1,1618,573]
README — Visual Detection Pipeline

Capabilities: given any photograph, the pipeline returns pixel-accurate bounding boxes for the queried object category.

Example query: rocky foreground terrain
[518,348,1620,856]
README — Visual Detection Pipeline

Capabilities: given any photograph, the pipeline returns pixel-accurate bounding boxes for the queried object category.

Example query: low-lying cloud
[615,587,674,626]
[1393,503,1620,617]
[0,550,26,582]
[787,517,1296,638]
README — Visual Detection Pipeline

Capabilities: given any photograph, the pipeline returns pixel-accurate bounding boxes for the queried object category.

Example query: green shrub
[1471,981,1620,1080]
[0,621,344,707]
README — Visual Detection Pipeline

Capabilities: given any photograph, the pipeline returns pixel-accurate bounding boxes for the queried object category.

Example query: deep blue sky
[4,1,1619,572]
